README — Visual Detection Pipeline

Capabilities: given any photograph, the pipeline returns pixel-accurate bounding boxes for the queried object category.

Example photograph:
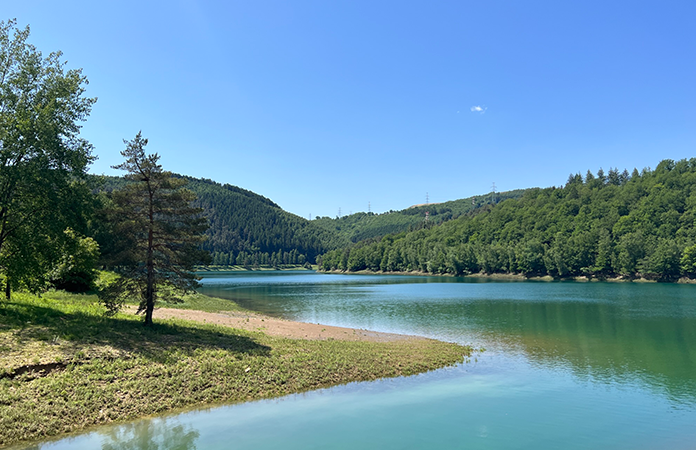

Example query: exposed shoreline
[149,306,428,343]
[195,264,316,272]
[319,269,696,283]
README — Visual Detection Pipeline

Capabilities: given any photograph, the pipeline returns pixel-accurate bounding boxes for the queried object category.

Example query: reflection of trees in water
[101,419,199,450]
[464,299,696,405]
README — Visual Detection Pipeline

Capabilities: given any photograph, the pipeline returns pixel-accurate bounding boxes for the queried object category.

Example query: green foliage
[312,190,527,247]
[321,159,696,281]
[0,19,95,296]
[680,244,696,277]
[99,133,210,325]
[96,175,524,268]
[49,228,100,292]
[97,175,336,266]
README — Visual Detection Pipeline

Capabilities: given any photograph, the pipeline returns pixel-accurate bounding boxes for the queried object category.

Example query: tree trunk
[4,278,9,300]
[144,187,155,327]
[144,297,153,326]
[145,222,154,326]
[144,253,155,326]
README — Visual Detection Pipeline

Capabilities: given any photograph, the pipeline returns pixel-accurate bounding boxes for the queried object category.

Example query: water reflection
[469,299,696,404]
[14,418,199,450]
[100,420,199,450]
[199,272,696,404]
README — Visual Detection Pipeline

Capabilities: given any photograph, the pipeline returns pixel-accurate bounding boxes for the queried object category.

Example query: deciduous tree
[0,19,95,297]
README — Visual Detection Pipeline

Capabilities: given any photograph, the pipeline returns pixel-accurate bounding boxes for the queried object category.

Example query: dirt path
[151,308,425,343]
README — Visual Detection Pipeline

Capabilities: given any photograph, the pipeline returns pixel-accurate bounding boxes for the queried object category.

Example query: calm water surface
[16,272,696,449]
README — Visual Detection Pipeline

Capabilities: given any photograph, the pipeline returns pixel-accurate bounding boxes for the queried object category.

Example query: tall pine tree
[102,133,210,326]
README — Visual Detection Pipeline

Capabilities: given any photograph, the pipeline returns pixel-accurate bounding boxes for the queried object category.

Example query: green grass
[153,291,246,313]
[0,291,470,447]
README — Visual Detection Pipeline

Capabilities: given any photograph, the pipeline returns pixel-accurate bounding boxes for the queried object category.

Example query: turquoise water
[15,272,696,449]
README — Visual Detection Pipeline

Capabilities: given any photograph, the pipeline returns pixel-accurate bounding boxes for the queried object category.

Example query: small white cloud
[470,105,487,114]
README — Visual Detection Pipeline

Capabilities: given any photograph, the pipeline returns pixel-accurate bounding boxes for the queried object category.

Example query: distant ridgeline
[319,159,696,281]
[96,175,507,266]
[311,189,526,246]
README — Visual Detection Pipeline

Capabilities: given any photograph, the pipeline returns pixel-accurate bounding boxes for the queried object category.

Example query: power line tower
[491,182,498,203]
[426,192,429,205]
[338,207,341,218]
[368,201,371,213]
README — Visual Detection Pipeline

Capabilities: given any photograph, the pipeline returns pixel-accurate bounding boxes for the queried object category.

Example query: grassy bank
[0,292,470,447]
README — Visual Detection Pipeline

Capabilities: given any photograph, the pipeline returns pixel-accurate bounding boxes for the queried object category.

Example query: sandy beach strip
[150,307,426,343]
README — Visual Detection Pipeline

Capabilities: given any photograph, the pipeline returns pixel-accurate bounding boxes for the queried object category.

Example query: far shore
[195,264,317,272]
[318,269,696,283]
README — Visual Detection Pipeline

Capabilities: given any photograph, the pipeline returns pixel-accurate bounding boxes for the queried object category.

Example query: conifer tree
[102,133,210,326]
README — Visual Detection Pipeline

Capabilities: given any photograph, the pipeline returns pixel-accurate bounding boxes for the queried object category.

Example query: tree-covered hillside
[98,175,513,267]
[187,177,340,265]
[319,159,696,281]
[312,189,527,246]
[191,181,525,265]
[99,176,335,266]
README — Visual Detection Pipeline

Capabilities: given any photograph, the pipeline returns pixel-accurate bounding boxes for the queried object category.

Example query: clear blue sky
[6,1,696,218]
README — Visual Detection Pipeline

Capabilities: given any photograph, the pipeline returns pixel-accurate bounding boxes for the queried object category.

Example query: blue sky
[6,1,696,218]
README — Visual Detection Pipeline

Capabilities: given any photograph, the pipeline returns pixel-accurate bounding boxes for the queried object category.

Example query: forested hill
[99,175,334,266]
[185,177,337,265]
[98,175,519,266]
[319,159,696,281]
[312,189,527,246]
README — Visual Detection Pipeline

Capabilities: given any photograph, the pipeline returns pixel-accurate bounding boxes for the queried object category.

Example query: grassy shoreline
[0,291,470,447]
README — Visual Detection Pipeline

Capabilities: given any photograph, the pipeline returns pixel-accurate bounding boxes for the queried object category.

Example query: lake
[14,271,696,449]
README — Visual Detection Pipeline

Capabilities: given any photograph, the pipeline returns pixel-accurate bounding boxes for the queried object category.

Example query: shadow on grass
[0,300,271,362]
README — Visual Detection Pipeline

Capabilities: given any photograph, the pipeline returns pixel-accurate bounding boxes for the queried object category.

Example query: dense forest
[99,176,331,267]
[311,189,526,245]
[186,177,333,266]
[98,176,513,267]
[189,181,523,266]
[319,159,696,281]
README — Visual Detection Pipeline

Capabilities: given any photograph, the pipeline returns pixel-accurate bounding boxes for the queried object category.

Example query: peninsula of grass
[0,291,470,447]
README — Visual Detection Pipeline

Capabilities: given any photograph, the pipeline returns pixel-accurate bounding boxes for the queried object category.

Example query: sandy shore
[151,307,426,343]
